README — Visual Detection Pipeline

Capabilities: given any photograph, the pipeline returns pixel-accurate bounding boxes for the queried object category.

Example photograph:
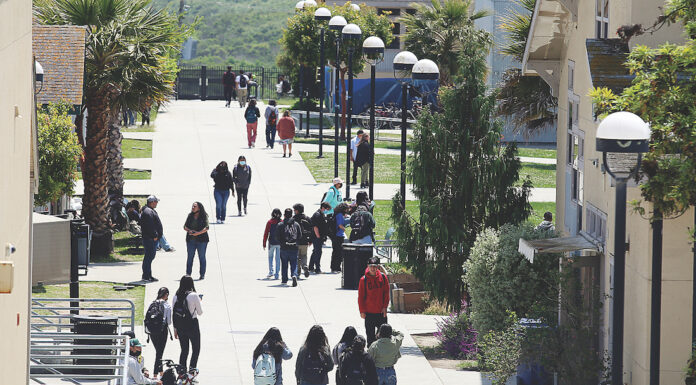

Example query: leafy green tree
[495,0,557,136]
[35,103,82,208]
[391,29,531,309]
[478,313,524,385]
[401,0,489,85]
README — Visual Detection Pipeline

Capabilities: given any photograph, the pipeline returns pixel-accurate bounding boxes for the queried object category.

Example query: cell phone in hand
[198,294,204,300]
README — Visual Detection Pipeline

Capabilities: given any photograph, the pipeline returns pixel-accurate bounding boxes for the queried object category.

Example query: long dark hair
[338,326,357,346]
[176,275,196,299]
[271,208,281,220]
[189,201,209,223]
[156,287,169,300]
[302,325,329,354]
[216,161,229,173]
[253,327,286,362]
[334,203,349,215]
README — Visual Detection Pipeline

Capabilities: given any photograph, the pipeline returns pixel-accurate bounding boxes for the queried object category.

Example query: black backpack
[339,352,366,385]
[282,221,300,246]
[325,214,337,240]
[268,109,277,126]
[350,208,372,240]
[301,351,326,384]
[282,79,291,93]
[239,75,248,88]
[297,215,313,244]
[172,294,193,331]
[223,71,235,86]
[144,300,167,336]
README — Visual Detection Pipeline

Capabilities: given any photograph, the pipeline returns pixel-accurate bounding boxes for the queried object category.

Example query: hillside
[155,0,296,67]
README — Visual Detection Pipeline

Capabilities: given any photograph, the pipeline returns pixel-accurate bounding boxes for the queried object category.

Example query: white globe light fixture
[329,14,347,178]
[329,15,347,31]
[295,1,306,11]
[363,36,385,65]
[412,59,440,80]
[342,23,362,40]
[304,0,318,7]
[596,111,651,179]
[393,51,418,83]
[350,3,360,11]
[314,6,331,21]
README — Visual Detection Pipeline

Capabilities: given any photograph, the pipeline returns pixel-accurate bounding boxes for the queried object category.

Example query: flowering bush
[434,303,478,359]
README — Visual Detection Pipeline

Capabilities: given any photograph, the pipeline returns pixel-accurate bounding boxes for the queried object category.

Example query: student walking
[358,257,390,346]
[275,209,302,287]
[295,325,334,385]
[140,195,163,282]
[252,327,293,385]
[233,156,252,216]
[338,336,378,385]
[237,71,250,108]
[183,202,209,280]
[322,178,344,214]
[144,287,172,375]
[350,130,364,185]
[211,161,235,224]
[277,110,296,157]
[308,202,331,274]
[292,203,313,279]
[263,209,283,280]
[330,203,349,273]
[355,134,373,189]
[367,324,403,385]
[223,66,236,107]
[172,275,203,373]
[265,100,280,149]
[332,326,358,384]
[245,99,261,148]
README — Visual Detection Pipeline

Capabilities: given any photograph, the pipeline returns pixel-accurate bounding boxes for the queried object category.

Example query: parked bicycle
[161,359,199,385]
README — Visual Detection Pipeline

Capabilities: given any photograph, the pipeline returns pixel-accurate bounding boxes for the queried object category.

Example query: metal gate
[177,65,285,101]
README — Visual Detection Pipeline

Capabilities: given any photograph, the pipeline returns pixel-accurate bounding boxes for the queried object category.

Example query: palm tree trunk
[107,114,124,197]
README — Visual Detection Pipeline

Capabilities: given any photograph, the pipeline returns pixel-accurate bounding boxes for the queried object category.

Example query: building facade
[0,0,34,383]
[523,0,692,383]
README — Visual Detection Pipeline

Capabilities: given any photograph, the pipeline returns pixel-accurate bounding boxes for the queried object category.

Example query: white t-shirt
[350,135,361,160]
[236,75,249,90]
[172,292,203,327]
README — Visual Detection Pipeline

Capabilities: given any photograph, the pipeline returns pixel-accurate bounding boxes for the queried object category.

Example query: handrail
[289,109,418,124]
[31,298,135,333]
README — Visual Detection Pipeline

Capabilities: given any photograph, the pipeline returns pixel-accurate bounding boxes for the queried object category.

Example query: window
[585,203,607,245]
[387,23,401,49]
[568,60,575,91]
[405,8,416,15]
[596,0,609,38]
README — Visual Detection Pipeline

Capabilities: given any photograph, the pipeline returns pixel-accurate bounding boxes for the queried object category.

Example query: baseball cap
[146,195,159,203]
[368,257,380,266]
[333,177,344,185]
[130,338,144,347]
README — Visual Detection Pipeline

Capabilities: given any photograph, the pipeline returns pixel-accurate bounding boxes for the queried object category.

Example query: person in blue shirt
[330,203,349,272]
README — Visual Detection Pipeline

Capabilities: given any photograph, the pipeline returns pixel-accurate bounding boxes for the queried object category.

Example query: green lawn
[271,96,299,106]
[121,125,155,133]
[300,152,405,184]
[32,280,145,324]
[77,170,150,180]
[293,136,410,151]
[517,147,557,159]
[90,231,145,263]
[122,138,152,158]
[373,199,420,239]
[517,163,556,188]
[529,201,556,226]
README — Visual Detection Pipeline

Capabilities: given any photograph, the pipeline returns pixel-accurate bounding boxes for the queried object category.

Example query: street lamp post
[315,7,331,158]
[393,51,418,208]
[362,36,385,200]
[342,23,361,201]
[329,15,347,178]
[595,111,651,385]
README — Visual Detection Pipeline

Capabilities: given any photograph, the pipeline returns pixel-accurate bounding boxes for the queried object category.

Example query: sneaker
[282,154,286,158]
[199,275,205,280]
[244,208,247,215]
[249,145,252,149]
[148,277,159,282]
[315,268,322,274]
[304,270,310,278]
[239,211,242,216]
[266,274,273,279]
[252,143,255,148]
[274,275,279,280]
[289,153,292,157]
[281,280,288,285]
[220,220,225,224]
[166,247,176,252]
[292,277,297,287]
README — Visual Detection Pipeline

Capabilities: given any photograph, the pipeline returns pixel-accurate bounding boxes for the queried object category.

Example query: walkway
[84,100,478,384]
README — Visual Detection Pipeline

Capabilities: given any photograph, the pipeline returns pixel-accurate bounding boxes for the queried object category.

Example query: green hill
[155,0,297,67]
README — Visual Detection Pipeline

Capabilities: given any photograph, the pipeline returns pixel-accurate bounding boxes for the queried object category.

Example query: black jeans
[309,237,324,271]
[178,319,201,370]
[330,236,344,272]
[224,86,234,104]
[236,187,248,212]
[150,328,168,373]
[365,312,388,346]
[352,160,358,182]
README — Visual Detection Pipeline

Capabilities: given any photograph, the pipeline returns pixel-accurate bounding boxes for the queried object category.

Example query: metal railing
[375,239,397,263]
[30,333,129,385]
[31,298,136,333]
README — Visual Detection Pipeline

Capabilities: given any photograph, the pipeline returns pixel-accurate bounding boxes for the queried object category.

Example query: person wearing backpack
[223,66,236,108]
[275,208,302,287]
[292,203,313,279]
[349,205,375,245]
[322,178,344,215]
[308,202,331,274]
[295,325,334,385]
[233,156,252,216]
[245,99,261,149]
[354,134,373,189]
[236,71,250,108]
[183,202,209,280]
[276,110,296,157]
[367,324,403,385]
[263,209,283,280]
[332,326,357,384]
[330,203,349,273]
[252,327,293,385]
[358,257,390,346]
[338,336,378,385]
[145,287,172,375]
[211,161,235,224]
[172,275,203,373]
[264,100,280,149]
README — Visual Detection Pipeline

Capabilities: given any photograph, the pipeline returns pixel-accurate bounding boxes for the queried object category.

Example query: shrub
[479,313,524,385]
[434,303,478,359]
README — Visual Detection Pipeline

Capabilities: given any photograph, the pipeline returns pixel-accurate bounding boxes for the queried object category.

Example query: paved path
[84,100,474,384]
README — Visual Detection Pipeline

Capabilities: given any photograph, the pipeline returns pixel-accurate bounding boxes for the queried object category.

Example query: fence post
[200,65,207,101]
[261,67,265,100]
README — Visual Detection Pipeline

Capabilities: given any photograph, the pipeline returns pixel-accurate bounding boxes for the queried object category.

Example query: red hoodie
[358,268,390,314]
[263,218,281,248]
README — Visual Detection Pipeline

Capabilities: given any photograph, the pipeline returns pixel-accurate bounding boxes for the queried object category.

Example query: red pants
[246,122,258,147]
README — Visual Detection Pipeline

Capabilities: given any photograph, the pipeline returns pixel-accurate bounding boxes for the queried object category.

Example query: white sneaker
[220,220,225,224]
[266,274,273,278]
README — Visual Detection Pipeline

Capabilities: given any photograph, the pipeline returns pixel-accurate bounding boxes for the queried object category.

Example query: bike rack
[31,298,136,334]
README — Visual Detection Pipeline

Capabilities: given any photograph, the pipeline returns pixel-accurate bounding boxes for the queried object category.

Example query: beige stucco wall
[0,0,33,383]
[552,0,693,383]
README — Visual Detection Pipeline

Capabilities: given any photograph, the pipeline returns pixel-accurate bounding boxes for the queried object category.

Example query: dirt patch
[411,333,479,371]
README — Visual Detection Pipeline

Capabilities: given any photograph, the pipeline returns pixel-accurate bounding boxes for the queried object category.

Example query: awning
[519,235,599,263]
[586,38,631,93]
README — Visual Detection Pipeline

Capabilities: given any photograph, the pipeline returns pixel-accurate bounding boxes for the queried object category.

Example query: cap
[130,338,144,347]
[368,256,380,265]
[146,195,159,203]
[333,177,344,185]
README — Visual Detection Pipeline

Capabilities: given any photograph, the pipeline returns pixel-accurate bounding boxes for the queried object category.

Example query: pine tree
[391,28,532,309]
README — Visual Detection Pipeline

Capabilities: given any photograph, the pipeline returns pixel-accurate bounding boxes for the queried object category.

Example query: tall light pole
[315,7,331,158]
[393,51,417,209]
[329,15,347,178]
[295,1,306,134]
[342,23,361,201]
[362,36,385,200]
[595,112,650,385]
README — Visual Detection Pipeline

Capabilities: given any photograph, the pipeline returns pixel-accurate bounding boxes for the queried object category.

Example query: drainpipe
[650,211,662,385]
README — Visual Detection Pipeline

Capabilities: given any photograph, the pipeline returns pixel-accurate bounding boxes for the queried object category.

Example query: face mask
[323,210,329,215]
[240,161,246,166]
[130,350,141,357]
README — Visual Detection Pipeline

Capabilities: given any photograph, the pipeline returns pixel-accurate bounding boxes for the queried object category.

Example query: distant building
[181,37,198,61]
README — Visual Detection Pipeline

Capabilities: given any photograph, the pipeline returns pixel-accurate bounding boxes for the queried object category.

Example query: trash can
[72,315,118,375]
[341,243,373,289]
[516,318,552,385]
[70,220,91,267]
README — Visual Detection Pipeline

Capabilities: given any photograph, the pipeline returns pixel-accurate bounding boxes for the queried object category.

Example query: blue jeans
[213,189,231,220]
[186,240,208,277]
[268,244,280,278]
[156,234,172,251]
[279,249,298,283]
[309,238,324,271]
[376,367,397,385]
[142,238,157,279]
[353,235,373,244]
[266,124,276,148]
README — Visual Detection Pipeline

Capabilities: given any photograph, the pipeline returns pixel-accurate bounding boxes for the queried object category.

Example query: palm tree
[496,0,557,136]
[401,0,489,85]
[34,0,190,253]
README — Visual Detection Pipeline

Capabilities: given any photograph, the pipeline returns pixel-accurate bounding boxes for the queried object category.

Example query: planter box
[402,291,428,313]
[387,272,418,285]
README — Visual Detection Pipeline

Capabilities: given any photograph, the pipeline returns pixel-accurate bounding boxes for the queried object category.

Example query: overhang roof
[518,235,599,263]
[521,0,574,73]
[586,39,631,93]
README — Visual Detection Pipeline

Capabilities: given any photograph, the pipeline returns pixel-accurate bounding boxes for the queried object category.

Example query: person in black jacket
[308,202,331,274]
[292,203,313,279]
[355,134,373,189]
[210,161,235,224]
[275,208,302,287]
[140,195,164,282]
[337,335,378,385]
[296,325,334,385]
[233,156,252,216]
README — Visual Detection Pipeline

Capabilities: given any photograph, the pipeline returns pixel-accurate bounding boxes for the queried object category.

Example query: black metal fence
[177,65,285,101]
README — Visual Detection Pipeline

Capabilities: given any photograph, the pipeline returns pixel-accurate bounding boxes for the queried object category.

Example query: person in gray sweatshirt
[232,156,252,216]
